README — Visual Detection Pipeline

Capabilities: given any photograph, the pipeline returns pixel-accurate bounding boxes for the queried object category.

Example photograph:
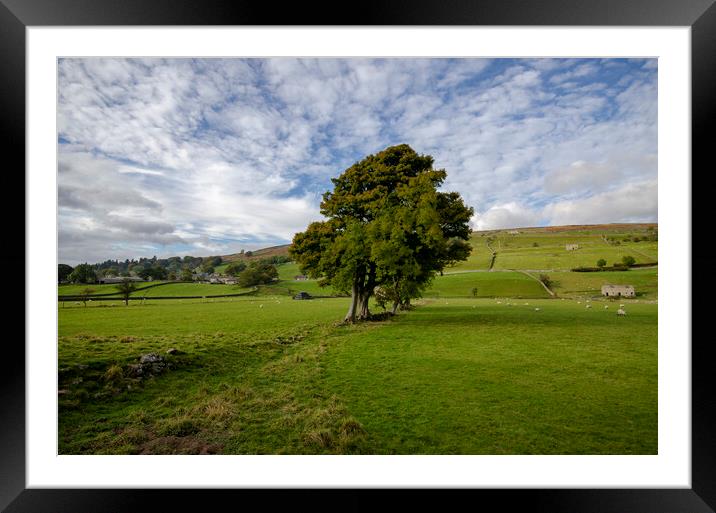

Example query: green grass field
[58,295,657,455]
[447,227,657,272]
[549,268,658,299]
[425,271,549,298]
[130,282,250,297]
[57,224,658,455]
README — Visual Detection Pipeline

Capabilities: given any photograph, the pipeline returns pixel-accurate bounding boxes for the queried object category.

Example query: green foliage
[237,261,279,287]
[538,274,552,288]
[79,287,95,306]
[58,264,74,282]
[596,258,607,268]
[622,255,636,267]
[290,144,474,322]
[225,261,247,277]
[138,266,167,280]
[115,278,138,305]
[68,263,97,284]
[180,268,193,281]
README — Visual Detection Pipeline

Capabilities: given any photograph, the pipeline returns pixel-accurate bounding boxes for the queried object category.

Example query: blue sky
[58,58,657,265]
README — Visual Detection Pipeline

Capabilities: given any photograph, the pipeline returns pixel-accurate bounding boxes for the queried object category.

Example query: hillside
[220,223,657,271]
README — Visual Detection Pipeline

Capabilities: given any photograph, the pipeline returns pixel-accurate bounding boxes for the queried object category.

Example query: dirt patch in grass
[138,435,223,455]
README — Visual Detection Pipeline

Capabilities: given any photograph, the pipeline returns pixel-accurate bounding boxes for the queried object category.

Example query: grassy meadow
[58,224,658,455]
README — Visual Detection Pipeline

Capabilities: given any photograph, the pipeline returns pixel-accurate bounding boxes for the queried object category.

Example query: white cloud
[471,203,542,231]
[57,58,657,264]
[542,180,657,226]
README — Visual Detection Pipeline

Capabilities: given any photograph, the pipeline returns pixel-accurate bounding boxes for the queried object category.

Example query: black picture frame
[3,1,712,511]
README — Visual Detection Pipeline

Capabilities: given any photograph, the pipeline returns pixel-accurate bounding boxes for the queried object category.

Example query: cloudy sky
[58,58,657,265]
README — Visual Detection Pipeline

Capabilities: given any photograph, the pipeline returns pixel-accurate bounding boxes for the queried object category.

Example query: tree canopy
[290,144,474,322]
[115,278,137,306]
[68,263,97,284]
[237,261,279,288]
[58,264,74,282]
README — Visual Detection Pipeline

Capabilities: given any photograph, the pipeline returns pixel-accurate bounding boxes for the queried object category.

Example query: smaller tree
[115,278,137,306]
[79,287,95,307]
[180,268,193,281]
[539,274,552,289]
[622,255,636,267]
[596,258,607,268]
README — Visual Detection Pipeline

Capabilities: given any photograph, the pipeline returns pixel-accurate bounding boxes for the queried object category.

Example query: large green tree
[58,264,73,283]
[68,263,97,284]
[237,261,279,288]
[290,144,474,322]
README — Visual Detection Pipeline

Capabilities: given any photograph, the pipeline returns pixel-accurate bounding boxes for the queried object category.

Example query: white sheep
[534,307,540,311]
[586,304,591,309]
[617,308,627,316]
[604,305,609,309]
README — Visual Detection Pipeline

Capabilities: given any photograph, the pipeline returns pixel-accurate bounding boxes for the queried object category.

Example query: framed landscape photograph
[5,0,714,511]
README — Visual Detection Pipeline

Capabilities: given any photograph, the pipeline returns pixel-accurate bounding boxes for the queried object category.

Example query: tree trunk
[391,300,399,315]
[344,282,360,323]
[357,291,371,320]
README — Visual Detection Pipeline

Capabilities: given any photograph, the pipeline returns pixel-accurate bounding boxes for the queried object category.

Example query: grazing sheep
[534,307,540,311]
[620,304,625,308]
[577,301,581,304]
[604,305,609,309]
[259,304,264,308]
[586,305,591,309]
[617,308,627,316]
[74,302,80,306]
[497,301,502,304]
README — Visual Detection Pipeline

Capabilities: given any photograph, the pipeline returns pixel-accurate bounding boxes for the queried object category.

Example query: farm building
[565,244,579,251]
[293,291,312,300]
[601,284,636,297]
[294,275,308,281]
[208,275,238,285]
[507,230,520,235]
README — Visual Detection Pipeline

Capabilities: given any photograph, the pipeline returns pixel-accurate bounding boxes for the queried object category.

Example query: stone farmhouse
[294,275,308,281]
[601,284,636,297]
[565,244,579,251]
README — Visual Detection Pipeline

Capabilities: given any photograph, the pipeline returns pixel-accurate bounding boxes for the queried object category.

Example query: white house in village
[565,244,579,251]
[601,284,636,297]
